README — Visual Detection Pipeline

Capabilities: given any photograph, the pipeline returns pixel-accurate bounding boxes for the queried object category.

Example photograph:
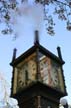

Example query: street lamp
[60,98,68,108]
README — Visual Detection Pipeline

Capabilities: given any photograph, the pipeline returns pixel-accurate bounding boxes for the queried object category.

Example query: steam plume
[10,1,44,37]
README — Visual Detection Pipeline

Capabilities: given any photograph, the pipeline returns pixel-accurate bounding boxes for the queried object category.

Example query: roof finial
[12,48,17,62]
[34,30,39,45]
[57,46,63,60]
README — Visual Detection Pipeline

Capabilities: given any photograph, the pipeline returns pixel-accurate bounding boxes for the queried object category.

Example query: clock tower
[10,31,67,108]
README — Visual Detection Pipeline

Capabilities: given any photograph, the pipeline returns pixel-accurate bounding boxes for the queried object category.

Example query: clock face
[38,52,60,89]
[50,60,59,88]
[50,65,59,87]
[17,63,28,89]
[28,59,36,81]
[17,53,37,91]
[18,70,24,88]
[39,56,49,84]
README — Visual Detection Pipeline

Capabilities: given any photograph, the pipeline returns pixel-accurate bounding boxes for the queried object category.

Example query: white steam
[10,1,44,37]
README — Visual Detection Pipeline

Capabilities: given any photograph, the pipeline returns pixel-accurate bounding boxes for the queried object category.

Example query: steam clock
[10,31,67,108]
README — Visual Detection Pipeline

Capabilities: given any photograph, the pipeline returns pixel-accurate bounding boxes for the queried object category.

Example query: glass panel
[28,53,36,82]
[50,60,60,88]
[38,51,62,90]
[17,53,37,91]
[38,52,50,85]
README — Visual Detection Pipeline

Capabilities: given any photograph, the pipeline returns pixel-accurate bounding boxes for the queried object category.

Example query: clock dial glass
[38,52,51,85]
[38,52,61,90]
[17,68,25,89]
[17,53,37,91]
[50,60,59,88]
[39,56,49,84]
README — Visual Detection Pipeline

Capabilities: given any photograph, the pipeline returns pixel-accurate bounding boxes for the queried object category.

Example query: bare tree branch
[0,0,71,36]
